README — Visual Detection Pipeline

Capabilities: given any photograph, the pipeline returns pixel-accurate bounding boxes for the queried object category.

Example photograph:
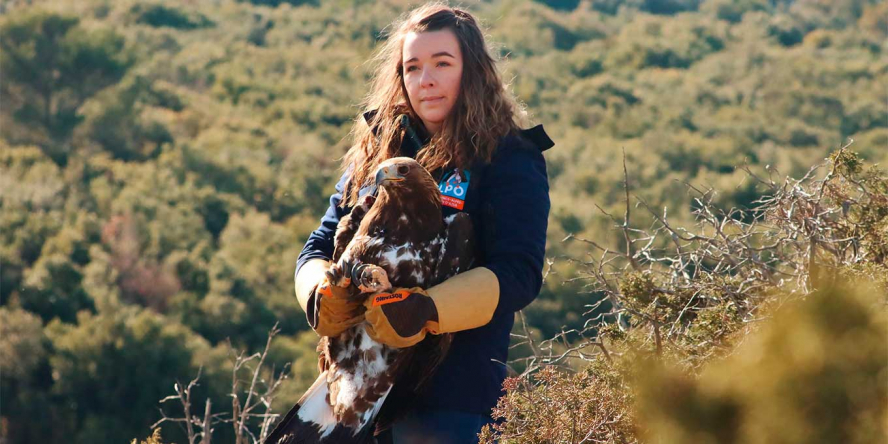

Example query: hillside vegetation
[1,0,885,442]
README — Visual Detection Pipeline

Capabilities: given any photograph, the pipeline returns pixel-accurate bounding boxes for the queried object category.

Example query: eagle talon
[359,194,376,211]
[355,264,391,293]
[349,195,375,222]
[325,261,353,288]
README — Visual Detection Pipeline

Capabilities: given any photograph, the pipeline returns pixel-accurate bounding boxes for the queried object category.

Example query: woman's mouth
[422,96,444,103]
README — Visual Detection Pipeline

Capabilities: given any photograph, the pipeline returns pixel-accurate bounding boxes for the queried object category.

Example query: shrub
[483,147,888,442]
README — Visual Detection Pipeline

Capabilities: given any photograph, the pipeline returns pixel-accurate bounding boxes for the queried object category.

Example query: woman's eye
[437,61,450,67]
[405,66,418,72]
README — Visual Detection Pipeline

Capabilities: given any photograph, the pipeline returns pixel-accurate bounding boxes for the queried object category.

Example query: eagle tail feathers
[262,371,390,444]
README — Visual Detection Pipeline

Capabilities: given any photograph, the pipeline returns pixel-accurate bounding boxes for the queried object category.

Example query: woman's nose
[420,67,436,88]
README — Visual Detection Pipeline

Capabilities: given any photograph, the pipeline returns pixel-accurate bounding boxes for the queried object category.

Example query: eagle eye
[397,165,410,176]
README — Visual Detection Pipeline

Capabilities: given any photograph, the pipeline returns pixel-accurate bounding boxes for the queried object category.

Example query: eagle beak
[375,165,405,186]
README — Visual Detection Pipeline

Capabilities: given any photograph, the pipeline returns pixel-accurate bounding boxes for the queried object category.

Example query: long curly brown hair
[340,2,528,207]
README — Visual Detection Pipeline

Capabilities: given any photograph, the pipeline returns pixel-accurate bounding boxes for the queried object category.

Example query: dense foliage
[1,0,884,442]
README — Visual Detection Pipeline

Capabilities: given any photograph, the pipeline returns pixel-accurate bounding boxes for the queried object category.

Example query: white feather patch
[380,243,420,266]
[334,370,358,410]
[358,327,376,351]
[330,326,389,422]
[297,380,336,437]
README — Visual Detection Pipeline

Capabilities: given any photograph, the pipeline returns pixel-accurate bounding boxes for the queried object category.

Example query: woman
[293,4,553,443]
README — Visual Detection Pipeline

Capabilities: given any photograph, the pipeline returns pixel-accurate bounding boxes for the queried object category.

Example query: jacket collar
[519,124,555,152]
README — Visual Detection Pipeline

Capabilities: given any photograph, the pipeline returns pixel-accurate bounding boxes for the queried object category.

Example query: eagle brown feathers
[265,157,475,444]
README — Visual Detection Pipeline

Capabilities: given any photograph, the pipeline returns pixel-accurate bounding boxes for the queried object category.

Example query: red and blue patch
[438,168,471,210]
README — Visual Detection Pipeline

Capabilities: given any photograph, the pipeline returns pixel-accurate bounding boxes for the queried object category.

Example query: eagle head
[374,157,434,192]
[370,157,443,239]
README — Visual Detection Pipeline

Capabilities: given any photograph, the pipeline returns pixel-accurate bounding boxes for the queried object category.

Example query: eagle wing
[433,212,476,284]
[332,194,376,264]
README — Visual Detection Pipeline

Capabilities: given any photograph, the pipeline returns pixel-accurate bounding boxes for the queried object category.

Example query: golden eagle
[266,157,475,443]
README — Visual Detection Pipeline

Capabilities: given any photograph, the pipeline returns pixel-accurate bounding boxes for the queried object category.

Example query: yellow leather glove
[294,259,365,337]
[363,267,500,348]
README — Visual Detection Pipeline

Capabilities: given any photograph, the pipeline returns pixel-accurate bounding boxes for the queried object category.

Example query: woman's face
[402,29,463,135]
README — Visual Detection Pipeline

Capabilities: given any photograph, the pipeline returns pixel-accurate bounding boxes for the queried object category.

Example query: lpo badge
[438,168,471,210]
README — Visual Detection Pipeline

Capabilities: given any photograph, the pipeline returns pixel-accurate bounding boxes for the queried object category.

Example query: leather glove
[295,259,365,337]
[364,267,501,348]
[364,287,440,348]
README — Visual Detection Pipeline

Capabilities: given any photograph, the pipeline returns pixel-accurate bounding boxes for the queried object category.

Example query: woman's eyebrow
[403,51,455,64]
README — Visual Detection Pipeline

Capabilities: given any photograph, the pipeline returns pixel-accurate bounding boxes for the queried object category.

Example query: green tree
[129,3,213,30]
[0,308,54,444]
[0,10,131,164]
[192,211,305,349]
[0,145,66,306]
[44,307,214,444]
[76,75,175,162]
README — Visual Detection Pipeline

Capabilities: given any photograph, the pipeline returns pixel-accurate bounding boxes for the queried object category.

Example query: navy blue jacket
[296,114,553,416]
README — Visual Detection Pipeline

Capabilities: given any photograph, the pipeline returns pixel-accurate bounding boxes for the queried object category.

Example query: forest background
[1,0,885,443]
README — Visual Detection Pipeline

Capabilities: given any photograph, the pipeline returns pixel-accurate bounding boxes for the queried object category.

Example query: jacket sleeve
[295,171,351,276]
[483,143,550,317]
